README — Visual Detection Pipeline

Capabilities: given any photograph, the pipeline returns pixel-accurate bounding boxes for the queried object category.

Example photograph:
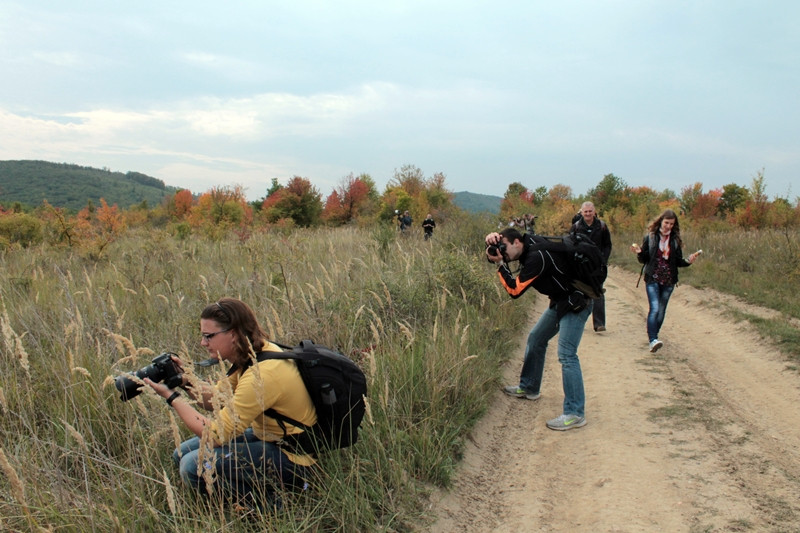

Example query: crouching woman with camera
[144,297,316,509]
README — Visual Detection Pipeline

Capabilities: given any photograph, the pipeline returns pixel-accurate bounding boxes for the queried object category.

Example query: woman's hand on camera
[143,378,171,399]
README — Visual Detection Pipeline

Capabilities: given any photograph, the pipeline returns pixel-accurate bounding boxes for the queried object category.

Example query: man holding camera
[485,227,591,431]
[398,210,413,232]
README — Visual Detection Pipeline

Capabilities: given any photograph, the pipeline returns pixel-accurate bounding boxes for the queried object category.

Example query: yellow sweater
[209,343,317,466]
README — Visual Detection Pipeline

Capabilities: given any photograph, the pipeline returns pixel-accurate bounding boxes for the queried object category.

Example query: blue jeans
[173,429,309,506]
[517,302,592,417]
[645,282,675,342]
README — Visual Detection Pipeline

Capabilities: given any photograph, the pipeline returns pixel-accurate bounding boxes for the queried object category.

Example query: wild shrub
[0,212,43,248]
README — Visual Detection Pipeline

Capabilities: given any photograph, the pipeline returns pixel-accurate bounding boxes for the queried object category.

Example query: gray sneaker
[503,385,541,401]
[546,413,587,431]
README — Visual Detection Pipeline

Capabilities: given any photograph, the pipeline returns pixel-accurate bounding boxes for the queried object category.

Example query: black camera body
[115,352,182,401]
[487,242,507,256]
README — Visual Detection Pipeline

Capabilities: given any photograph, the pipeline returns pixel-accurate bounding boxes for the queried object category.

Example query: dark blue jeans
[645,282,675,342]
[173,429,309,507]
[592,294,606,330]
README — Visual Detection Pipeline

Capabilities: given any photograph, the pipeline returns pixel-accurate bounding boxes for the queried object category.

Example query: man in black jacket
[571,202,612,332]
[485,227,591,431]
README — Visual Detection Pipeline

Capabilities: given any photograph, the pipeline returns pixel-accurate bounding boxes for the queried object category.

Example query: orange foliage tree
[72,198,126,258]
[167,189,194,220]
[188,185,253,237]
[322,173,377,225]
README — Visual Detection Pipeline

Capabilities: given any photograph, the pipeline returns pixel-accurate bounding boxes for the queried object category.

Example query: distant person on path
[571,201,612,332]
[631,209,701,353]
[523,213,538,234]
[422,213,436,240]
[485,227,592,431]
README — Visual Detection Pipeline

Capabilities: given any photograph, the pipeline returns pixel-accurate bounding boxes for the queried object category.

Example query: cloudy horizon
[1,1,797,202]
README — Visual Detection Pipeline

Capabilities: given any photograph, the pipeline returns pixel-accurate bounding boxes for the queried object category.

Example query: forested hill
[0,160,181,211]
[453,190,501,214]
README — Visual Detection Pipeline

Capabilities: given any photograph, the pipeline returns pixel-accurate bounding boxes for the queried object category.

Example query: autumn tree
[73,198,126,258]
[500,182,535,222]
[680,182,705,216]
[735,170,770,229]
[261,176,322,227]
[718,183,749,218]
[39,200,78,246]
[188,185,253,238]
[378,166,453,224]
[390,164,425,198]
[322,173,378,225]
[169,189,194,219]
[587,173,627,213]
[0,212,43,249]
[690,188,722,220]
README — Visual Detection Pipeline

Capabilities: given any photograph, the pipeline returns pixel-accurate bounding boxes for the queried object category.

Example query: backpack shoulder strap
[255,342,316,435]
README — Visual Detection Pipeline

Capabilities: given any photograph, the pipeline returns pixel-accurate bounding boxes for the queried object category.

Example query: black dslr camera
[115,352,182,401]
[487,242,507,256]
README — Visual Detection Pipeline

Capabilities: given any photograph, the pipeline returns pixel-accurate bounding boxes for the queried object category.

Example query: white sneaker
[503,385,541,401]
[546,413,587,431]
[649,339,663,353]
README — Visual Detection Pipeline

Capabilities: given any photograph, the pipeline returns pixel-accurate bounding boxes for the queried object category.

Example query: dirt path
[426,266,800,532]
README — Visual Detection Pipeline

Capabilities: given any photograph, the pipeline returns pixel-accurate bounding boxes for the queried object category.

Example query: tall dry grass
[0,216,531,532]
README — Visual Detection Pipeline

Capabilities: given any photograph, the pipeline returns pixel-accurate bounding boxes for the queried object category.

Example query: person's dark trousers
[592,294,606,331]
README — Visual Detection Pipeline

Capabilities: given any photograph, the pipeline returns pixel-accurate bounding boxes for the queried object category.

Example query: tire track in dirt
[426,266,800,532]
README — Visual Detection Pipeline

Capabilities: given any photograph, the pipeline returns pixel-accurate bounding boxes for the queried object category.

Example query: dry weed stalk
[71,366,91,378]
[198,433,218,496]
[198,274,209,303]
[268,304,284,339]
[102,504,122,530]
[369,322,381,349]
[397,321,414,349]
[1,305,30,376]
[460,324,470,349]
[168,410,183,451]
[63,420,88,453]
[363,347,377,382]
[163,470,178,515]
[362,395,374,426]
[0,447,28,512]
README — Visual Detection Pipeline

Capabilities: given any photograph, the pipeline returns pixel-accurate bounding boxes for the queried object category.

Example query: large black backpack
[256,340,367,455]
[530,233,607,299]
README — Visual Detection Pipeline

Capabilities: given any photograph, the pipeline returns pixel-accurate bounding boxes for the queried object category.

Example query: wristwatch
[166,391,181,406]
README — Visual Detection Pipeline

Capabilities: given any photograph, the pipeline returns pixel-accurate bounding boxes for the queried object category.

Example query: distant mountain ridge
[1,160,502,215]
[0,160,180,211]
[453,190,502,214]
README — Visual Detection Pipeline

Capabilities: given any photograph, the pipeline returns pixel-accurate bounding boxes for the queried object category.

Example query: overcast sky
[1,1,798,202]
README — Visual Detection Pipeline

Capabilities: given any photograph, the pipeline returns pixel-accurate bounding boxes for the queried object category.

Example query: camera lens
[115,361,162,401]
[115,353,179,401]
